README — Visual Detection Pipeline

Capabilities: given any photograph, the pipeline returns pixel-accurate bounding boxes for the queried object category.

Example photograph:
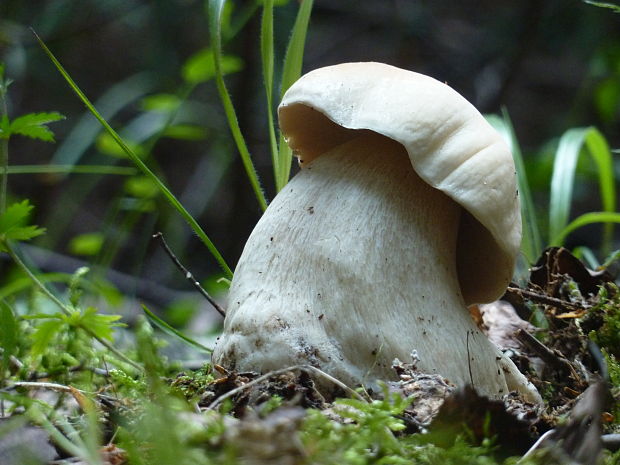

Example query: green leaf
[8,112,65,142]
[76,307,124,341]
[142,305,213,353]
[0,200,45,248]
[31,318,64,357]
[182,47,243,84]
[0,301,18,375]
[140,93,183,112]
[124,176,159,199]
[69,233,104,256]
[96,132,145,159]
[162,124,208,141]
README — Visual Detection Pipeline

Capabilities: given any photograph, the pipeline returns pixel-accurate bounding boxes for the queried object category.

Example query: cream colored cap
[278,62,521,305]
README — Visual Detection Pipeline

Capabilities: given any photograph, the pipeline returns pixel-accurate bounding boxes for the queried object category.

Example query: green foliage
[0,112,65,142]
[0,301,17,378]
[26,306,124,357]
[548,127,616,251]
[68,232,105,256]
[182,47,244,84]
[490,113,619,265]
[0,65,65,143]
[587,285,620,357]
[0,200,46,249]
[170,365,216,401]
[302,389,506,465]
[96,132,146,158]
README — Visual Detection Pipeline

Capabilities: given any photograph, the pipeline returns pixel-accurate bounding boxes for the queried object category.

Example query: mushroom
[213,62,539,401]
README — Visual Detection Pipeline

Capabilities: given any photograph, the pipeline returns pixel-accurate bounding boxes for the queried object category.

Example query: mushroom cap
[278,62,521,305]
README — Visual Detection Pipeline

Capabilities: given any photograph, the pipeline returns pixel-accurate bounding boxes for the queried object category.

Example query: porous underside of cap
[278,62,521,305]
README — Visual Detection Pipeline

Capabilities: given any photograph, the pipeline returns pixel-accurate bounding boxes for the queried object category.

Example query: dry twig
[153,232,226,317]
[506,286,588,313]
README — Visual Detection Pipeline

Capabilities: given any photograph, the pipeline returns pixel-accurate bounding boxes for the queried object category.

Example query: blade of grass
[571,246,601,269]
[551,211,620,246]
[549,129,584,243]
[142,305,213,354]
[208,0,268,211]
[487,112,542,263]
[584,1,620,13]
[261,0,280,189]
[276,0,314,189]
[33,30,232,279]
[51,73,156,168]
[602,249,620,268]
[584,128,616,252]
[548,127,616,253]
[279,0,314,102]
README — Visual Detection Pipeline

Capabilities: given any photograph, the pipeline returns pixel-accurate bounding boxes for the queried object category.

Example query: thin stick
[153,232,226,317]
[7,381,90,394]
[207,364,365,410]
[515,329,578,379]
[506,286,588,312]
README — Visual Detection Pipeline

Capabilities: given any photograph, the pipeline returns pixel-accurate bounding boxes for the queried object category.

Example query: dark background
[0,0,619,318]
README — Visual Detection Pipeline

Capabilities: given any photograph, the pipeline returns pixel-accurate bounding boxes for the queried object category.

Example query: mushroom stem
[213,133,534,399]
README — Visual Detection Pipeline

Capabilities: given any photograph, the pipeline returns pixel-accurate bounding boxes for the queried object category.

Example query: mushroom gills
[213,132,533,400]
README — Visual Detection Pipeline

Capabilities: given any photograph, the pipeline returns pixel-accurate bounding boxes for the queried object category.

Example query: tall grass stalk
[208,0,268,211]
[33,31,233,279]
[276,0,314,188]
[260,0,280,189]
